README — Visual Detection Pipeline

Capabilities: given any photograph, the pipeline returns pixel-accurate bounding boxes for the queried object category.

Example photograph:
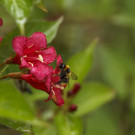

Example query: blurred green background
[1,0,135,135]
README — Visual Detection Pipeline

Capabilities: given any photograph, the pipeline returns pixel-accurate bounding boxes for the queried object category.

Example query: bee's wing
[71,71,78,80]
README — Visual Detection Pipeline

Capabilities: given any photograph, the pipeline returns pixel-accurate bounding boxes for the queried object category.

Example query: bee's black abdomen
[55,63,71,85]
[62,78,69,83]
[54,77,68,84]
[66,68,70,73]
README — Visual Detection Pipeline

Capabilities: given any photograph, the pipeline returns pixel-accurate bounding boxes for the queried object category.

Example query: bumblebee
[55,63,78,85]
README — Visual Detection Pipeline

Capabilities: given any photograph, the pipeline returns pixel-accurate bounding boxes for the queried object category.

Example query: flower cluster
[0,18,80,112]
[20,55,66,106]
[2,32,66,106]
[11,32,57,80]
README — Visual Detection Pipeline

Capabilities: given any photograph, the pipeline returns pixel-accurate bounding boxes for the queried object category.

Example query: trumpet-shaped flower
[20,55,65,106]
[11,32,57,80]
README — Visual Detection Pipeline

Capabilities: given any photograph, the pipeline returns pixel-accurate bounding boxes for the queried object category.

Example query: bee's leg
[23,81,33,94]
[52,74,60,77]
[54,80,62,85]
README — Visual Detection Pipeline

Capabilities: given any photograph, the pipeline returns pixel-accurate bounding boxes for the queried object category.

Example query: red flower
[67,83,81,97]
[0,18,3,27]
[69,104,77,112]
[20,55,65,106]
[11,32,57,80]
[0,31,67,106]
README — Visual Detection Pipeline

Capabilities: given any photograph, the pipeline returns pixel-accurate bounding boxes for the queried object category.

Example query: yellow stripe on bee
[64,65,70,71]
[66,65,70,68]
[67,72,71,76]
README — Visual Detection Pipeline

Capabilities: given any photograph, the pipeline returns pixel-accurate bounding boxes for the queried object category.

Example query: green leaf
[22,133,32,135]
[33,124,57,135]
[73,82,115,116]
[67,39,97,88]
[25,86,48,101]
[32,110,57,135]
[0,118,32,133]
[0,29,19,63]
[0,80,46,126]
[1,0,33,35]
[84,107,121,135]
[25,17,63,44]
[34,0,48,12]
[54,113,82,135]
[99,46,132,100]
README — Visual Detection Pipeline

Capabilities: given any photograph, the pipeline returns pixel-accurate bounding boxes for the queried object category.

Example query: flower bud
[69,104,77,112]
[67,83,81,97]
[0,18,3,27]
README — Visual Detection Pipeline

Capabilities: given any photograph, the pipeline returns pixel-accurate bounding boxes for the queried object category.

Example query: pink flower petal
[26,32,47,50]
[46,66,53,90]
[52,75,60,84]
[23,47,38,55]
[57,55,63,66]
[20,74,49,92]
[52,86,64,106]
[67,83,81,97]
[53,55,63,74]
[11,55,21,65]
[41,47,57,64]
[20,57,31,69]
[30,62,50,80]
[45,91,53,102]
[12,36,28,56]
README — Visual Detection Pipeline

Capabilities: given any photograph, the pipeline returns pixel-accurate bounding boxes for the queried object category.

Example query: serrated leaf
[1,0,33,34]
[34,0,48,12]
[73,82,115,116]
[67,39,97,88]
[54,113,82,135]
[0,80,46,126]
[25,17,63,44]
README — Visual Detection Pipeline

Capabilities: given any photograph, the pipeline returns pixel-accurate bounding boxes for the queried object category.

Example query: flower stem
[17,19,26,36]
[0,72,25,80]
[0,53,15,69]
[0,62,5,69]
[0,65,9,76]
